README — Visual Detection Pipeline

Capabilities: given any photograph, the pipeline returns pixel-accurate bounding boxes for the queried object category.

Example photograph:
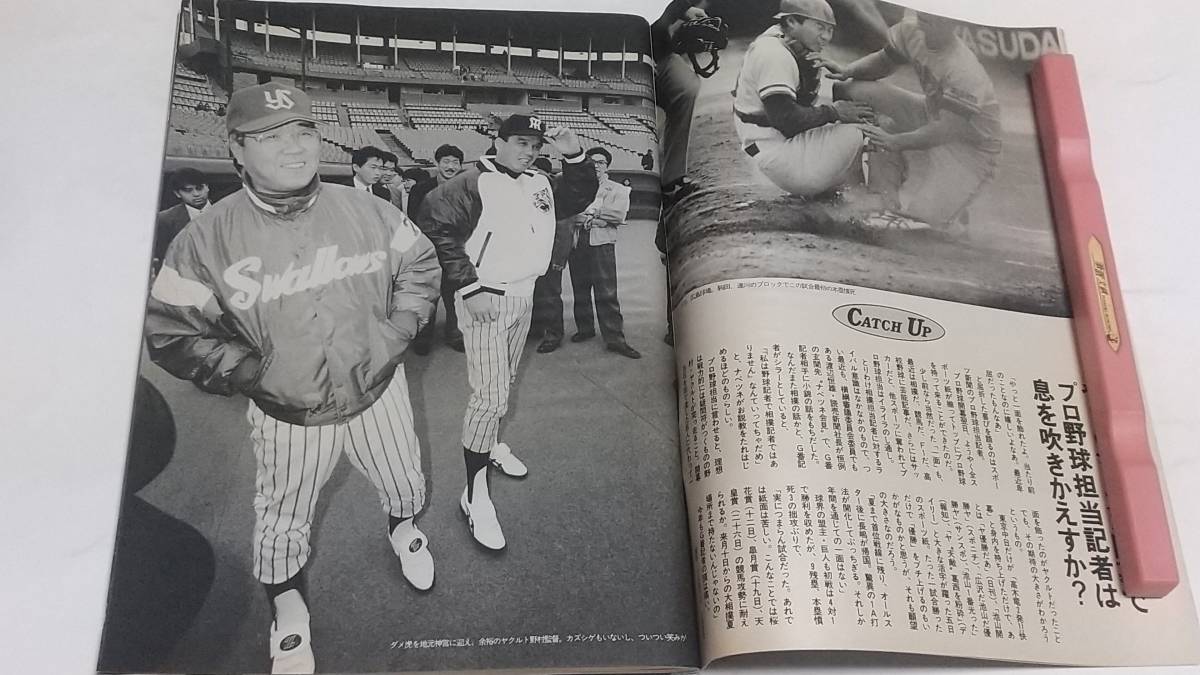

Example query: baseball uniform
[419,120,597,549]
[733,25,866,196]
[147,180,441,584]
[842,19,1002,225]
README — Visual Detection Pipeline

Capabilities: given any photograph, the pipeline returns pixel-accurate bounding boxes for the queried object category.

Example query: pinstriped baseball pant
[457,293,534,454]
[245,371,426,585]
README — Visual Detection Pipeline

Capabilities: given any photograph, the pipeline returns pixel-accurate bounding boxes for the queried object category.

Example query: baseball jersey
[733,26,834,143]
[884,20,1003,153]
[734,26,825,116]
[145,182,441,426]
[418,153,597,298]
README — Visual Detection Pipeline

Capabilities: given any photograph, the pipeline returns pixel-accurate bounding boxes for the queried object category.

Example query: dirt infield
[665,38,1070,318]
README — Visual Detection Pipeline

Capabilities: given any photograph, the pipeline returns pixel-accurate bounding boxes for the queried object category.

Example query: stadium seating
[389,127,493,165]
[404,104,487,131]
[346,103,405,128]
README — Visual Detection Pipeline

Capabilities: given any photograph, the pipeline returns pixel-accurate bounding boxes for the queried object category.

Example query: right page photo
[661,0,1200,667]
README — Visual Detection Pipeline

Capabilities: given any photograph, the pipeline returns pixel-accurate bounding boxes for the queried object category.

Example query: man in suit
[568,147,640,359]
[351,145,392,201]
[152,168,211,275]
[410,143,466,354]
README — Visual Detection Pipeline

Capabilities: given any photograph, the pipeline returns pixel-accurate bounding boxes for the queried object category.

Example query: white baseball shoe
[489,442,528,478]
[389,522,435,591]
[858,210,931,231]
[460,486,506,550]
[269,590,315,674]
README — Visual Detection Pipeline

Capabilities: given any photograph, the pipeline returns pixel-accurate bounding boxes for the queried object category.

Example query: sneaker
[489,442,528,478]
[460,487,506,550]
[388,522,435,591]
[606,342,642,360]
[858,210,931,232]
[269,591,315,674]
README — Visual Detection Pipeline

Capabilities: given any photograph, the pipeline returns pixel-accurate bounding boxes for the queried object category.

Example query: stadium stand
[310,100,342,124]
[389,127,493,165]
[346,103,406,127]
[404,104,488,131]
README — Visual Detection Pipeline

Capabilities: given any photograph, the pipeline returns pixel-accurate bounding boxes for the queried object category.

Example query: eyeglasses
[244,126,320,148]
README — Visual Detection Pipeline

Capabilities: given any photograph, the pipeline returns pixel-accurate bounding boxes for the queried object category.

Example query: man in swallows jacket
[416,114,598,552]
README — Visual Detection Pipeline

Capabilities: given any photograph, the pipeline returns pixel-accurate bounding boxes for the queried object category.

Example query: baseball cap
[226,83,318,135]
[497,114,546,139]
[774,0,836,25]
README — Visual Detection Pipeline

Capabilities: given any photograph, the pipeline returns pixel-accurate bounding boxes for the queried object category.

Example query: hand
[806,52,850,80]
[683,6,709,20]
[464,293,499,322]
[861,124,904,151]
[832,99,876,124]
[544,125,582,157]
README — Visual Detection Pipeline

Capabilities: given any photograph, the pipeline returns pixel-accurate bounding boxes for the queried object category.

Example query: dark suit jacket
[370,183,392,202]
[406,175,438,225]
[152,203,193,272]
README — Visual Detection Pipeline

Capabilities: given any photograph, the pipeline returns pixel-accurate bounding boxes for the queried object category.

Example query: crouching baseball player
[418,114,598,550]
[145,83,441,674]
[733,0,875,198]
[824,12,1003,234]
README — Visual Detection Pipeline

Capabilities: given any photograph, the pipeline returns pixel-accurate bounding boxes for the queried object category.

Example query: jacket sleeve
[763,93,839,138]
[144,233,263,396]
[553,152,600,221]
[416,173,482,294]
[591,184,631,228]
[381,207,442,338]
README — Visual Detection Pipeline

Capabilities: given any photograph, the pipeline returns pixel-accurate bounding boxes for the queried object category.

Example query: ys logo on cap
[263,89,295,111]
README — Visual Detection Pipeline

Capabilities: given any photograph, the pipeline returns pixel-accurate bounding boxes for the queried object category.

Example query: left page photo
[96,2,694,674]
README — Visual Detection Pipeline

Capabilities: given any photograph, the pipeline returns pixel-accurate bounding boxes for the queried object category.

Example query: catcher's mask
[673,16,729,78]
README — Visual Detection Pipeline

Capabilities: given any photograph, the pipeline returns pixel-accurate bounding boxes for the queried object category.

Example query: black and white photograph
[98,2,696,673]
[662,0,1072,317]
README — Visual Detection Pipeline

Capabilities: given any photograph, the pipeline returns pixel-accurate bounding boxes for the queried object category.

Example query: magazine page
[96,2,695,674]
[661,0,1200,667]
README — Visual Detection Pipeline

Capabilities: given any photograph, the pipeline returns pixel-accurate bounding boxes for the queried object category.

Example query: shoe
[858,210,931,232]
[388,522,435,591]
[663,327,674,345]
[270,590,315,674]
[536,337,561,353]
[607,342,642,359]
[445,334,465,352]
[571,331,596,343]
[460,487,506,550]
[489,442,528,478]
[411,340,431,356]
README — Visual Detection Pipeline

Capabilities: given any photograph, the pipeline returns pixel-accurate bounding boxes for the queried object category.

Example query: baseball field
[666,37,1071,318]
[102,220,698,673]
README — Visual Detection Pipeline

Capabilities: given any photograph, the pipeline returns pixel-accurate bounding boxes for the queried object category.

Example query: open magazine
[98,0,1199,673]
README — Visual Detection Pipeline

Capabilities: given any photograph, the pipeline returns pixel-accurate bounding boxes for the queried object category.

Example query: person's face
[784,16,834,53]
[231,122,321,193]
[589,153,610,181]
[355,156,385,185]
[437,155,462,180]
[402,178,417,192]
[494,134,543,173]
[380,162,397,184]
[917,14,957,50]
[174,183,210,209]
